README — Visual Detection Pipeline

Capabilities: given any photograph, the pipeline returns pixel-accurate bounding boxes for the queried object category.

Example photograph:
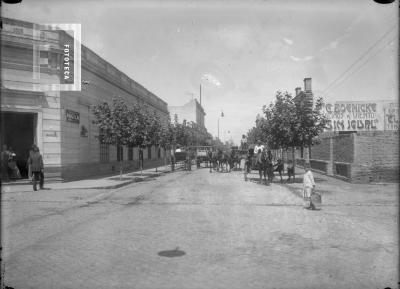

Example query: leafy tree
[246,114,268,145]
[261,91,328,175]
[92,97,138,179]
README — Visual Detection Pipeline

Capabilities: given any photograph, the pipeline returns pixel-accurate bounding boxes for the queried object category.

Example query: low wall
[278,130,398,183]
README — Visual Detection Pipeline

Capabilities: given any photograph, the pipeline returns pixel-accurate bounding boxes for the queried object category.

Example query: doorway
[1,112,36,179]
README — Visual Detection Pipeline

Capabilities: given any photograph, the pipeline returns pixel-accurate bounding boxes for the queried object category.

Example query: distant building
[293,77,313,110]
[1,17,169,181]
[168,99,206,128]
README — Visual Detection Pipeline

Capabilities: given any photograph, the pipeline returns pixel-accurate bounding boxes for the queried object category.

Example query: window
[128,146,133,161]
[39,51,49,67]
[147,145,152,159]
[100,143,109,163]
[117,145,124,161]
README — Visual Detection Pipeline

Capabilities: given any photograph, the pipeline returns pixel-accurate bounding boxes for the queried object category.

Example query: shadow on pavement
[108,177,137,181]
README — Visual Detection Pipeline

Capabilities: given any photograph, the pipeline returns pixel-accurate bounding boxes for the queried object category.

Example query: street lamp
[217,110,224,141]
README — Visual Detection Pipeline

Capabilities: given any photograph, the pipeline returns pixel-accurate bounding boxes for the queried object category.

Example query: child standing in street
[244,151,251,181]
[302,163,315,210]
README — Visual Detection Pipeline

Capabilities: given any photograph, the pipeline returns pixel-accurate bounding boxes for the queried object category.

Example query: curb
[55,170,172,190]
[2,168,180,193]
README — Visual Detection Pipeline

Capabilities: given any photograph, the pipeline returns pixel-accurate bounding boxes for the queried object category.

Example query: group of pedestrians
[1,144,44,191]
[1,145,21,181]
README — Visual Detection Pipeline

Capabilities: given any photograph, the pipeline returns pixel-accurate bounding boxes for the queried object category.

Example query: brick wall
[310,137,331,161]
[333,134,354,163]
[352,131,399,183]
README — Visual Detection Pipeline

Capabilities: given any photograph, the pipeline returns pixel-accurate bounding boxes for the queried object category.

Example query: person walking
[287,159,294,182]
[244,151,251,181]
[253,140,264,158]
[207,149,213,173]
[28,145,44,191]
[27,147,34,182]
[302,163,315,210]
[273,159,284,182]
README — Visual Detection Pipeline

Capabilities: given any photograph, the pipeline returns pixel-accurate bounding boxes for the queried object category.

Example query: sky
[3,0,398,144]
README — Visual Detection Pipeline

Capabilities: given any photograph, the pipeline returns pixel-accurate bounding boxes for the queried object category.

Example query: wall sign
[322,101,398,132]
[383,103,399,131]
[66,109,80,124]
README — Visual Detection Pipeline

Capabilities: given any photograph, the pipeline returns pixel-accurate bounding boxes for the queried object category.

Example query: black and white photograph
[0,0,398,288]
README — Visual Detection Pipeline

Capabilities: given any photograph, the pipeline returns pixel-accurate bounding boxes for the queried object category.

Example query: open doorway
[1,112,36,179]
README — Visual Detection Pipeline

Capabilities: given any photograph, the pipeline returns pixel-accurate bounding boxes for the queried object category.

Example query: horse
[216,149,223,171]
[255,151,270,184]
[207,150,213,172]
[244,153,252,181]
[219,150,230,172]
[231,150,242,170]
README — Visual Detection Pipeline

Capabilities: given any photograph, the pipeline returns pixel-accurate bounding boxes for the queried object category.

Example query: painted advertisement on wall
[322,101,398,132]
[383,102,399,131]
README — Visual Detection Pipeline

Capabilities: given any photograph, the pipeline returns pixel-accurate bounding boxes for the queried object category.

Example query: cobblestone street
[2,167,398,289]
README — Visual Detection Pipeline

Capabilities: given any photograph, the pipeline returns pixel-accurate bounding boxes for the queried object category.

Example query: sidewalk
[277,166,398,206]
[2,165,179,193]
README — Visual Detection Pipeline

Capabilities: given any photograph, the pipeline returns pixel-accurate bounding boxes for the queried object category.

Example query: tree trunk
[292,146,296,179]
[171,144,175,171]
[155,145,158,172]
[304,145,310,164]
[140,148,143,176]
[120,159,123,181]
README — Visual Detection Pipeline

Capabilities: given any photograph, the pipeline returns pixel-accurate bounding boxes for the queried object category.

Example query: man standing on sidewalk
[28,145,44,191]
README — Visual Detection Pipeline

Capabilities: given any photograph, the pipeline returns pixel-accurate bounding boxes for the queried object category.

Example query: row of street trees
[246,91,328,175]
[92,97,214,177]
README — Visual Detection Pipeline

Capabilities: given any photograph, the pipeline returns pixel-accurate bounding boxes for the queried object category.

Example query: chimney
[304,78,312,93]
[295,87,302,96]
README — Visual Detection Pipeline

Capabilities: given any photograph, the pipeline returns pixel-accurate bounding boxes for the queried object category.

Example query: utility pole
[199,84,202,106]
[217,110,224,141]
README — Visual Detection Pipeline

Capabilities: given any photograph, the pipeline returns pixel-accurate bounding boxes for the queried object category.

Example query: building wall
[352,131,399,183]
[169,105,194,124]
[295,131,398,183]
[1,17,170,181]
[57,40,169,180]
[310,137,331,161]
[1,20,64,179]
[333,134,354,163]
[168,99,206,128]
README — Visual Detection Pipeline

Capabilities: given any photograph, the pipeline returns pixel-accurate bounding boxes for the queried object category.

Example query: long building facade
[1,18,170,181]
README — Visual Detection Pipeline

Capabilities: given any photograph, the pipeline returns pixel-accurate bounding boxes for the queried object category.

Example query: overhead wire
[322,36,396,96]
[320,24,396,98]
